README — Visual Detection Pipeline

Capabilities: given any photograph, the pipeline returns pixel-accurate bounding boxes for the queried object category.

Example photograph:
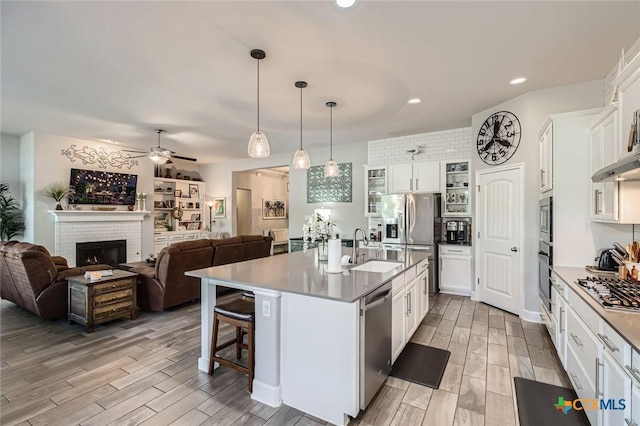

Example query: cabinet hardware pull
[449,250,463,253]
[540,169,544,188]
[410,179,413,191]
[624,418,637,426]
[598,333,619,352]
[625,365,640,382]
[559,308,564,333]
[595,357,603,398]
[408,292,411,314]
[594,189,599,216]
[423,277,427,295]
[570,333,583,347]
[416,178,419,190]
[570,373,583,390]
[405,294,409,317]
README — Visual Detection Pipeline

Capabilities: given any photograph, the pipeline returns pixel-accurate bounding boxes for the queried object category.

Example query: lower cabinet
[391,267,429,363]
[631,384,640,426]
[154,232,202,256]
[391,290,407,362]
[602,350,631,426]
[439,245,471,295]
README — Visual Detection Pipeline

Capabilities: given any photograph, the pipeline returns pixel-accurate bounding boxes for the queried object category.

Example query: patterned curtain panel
[307,163,352,203]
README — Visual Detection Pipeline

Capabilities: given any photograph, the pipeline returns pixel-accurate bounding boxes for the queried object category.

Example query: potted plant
[0,182,25,241]
[44,182,69,210]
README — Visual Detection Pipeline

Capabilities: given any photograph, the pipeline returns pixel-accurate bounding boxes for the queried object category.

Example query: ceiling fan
[123,129,197,164]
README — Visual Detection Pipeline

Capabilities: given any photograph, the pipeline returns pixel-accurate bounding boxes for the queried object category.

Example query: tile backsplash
[368,127,472,165]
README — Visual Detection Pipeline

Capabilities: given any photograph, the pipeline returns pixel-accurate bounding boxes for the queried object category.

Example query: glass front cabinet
[364,165,387,217]
[441,160,470,217]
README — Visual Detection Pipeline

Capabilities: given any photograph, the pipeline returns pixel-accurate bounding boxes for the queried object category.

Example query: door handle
[598,333,620,352]
[559,307,564,334]
[570,333,583,347]
[570,373,583,390]
[511,247,518,252]
[625,365,640,383]
[415,178,419,190]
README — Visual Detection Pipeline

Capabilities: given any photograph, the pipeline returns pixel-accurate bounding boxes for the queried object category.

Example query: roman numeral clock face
[477,111,521,165]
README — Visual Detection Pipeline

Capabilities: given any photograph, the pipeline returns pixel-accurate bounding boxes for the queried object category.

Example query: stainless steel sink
[350,260,403,273]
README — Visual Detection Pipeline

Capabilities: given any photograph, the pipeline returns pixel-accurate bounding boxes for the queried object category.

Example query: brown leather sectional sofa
[0,241,110,320]
[133,235,272,311]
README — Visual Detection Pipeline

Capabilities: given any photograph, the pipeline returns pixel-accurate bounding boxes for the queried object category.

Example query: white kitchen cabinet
[153,235,169,257]
[405,279,419,339]
[417,269,429,319]
[631,382,640,426]
[590,105,619,222]
[616,52,640,159]
[364,165,387,217]
[439,245,471,296]
[391,290,406,362]
[602,350,632,426]
[539,122,553,193]
[551,284,567,367]
[388,162,440,194]
[441,160,471,216]
[413,162,440,192]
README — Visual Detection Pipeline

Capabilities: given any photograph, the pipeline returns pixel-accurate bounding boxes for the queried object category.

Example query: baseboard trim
[521,308,543,323]
[251,381,282,408]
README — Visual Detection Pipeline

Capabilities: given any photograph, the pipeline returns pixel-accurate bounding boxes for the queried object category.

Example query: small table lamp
[206,201,214,232]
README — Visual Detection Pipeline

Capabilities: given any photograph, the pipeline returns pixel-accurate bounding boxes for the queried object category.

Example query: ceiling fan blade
[127,154,148,159]
[171,154,197,162]
[122,149,148,154]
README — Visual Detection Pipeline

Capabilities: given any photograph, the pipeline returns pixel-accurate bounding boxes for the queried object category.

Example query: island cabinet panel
[281,292,360,425]
[392,290,407,362]
[405,280,419,338]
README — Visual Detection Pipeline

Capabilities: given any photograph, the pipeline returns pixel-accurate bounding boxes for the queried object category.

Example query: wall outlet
[262,300,271,318]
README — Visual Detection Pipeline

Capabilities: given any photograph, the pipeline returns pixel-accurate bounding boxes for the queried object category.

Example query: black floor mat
[514,377,590,426]
[389,343,450,388]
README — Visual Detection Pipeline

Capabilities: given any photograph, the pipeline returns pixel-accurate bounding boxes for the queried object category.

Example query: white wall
[199,141,368,239]
[1,133,21,200]
[19,132,35,243]
[471,80,607,314]
[235,169,289,235]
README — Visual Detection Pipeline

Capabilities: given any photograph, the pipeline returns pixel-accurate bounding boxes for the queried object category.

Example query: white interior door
[236,188,252,235]
[476,165,523,315]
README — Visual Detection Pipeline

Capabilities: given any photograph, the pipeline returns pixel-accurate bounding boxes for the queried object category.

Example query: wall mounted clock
[477,111,521,165]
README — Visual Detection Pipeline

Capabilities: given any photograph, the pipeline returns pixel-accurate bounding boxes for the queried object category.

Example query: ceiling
[2,1,639,164]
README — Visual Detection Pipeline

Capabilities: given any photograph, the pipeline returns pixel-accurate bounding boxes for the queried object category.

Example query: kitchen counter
[554,266,640,352]
[187,246,426,425]
[186,246,429,303]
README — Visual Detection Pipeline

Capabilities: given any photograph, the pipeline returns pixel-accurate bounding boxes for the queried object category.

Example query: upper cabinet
[539,122,553,193]
[388,161,440,194]
[615,53,640,159]
[364,166,387,217]
[590,105,618,222]
[441,160,470,217]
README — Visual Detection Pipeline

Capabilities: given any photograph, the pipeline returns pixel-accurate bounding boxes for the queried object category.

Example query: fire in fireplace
[76,240,126,267]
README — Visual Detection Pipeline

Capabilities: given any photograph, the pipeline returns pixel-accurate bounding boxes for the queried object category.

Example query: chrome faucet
[352,227,369,264]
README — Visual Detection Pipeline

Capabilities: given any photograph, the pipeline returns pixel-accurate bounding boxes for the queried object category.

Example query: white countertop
[186,247,429,303]
[554,266,640,352]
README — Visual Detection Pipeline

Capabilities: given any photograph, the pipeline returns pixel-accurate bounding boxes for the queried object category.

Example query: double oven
[539,197,553,311]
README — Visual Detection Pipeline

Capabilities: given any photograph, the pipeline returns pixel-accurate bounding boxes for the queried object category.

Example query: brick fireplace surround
[48,210,148,267]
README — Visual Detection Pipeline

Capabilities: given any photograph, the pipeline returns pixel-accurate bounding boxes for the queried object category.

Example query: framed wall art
[263,199,287,219]
[213,197,226,218]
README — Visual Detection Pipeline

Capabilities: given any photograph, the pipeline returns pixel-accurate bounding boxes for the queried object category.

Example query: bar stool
[208,298,255,391]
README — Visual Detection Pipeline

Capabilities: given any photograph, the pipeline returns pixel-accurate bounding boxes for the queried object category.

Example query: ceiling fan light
[292,148,310,170]
[324,159,339,177]
[248,130,270,158]
[149,152,169,164]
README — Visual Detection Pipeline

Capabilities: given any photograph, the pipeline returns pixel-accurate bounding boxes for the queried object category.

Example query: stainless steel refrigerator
[380,193,441,293]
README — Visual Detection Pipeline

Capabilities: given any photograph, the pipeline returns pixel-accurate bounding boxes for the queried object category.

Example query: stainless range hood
[592,152,640,182]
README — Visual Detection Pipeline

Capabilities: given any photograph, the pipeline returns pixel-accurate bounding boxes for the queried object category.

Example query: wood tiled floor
[1,294,570,426]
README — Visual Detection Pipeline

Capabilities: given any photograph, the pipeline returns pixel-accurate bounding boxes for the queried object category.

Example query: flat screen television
[68,168,138,205]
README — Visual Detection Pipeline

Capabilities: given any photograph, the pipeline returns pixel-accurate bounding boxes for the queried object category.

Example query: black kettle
[596,248,619,271]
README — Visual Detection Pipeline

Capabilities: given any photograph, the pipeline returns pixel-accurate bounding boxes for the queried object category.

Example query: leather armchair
[0,241,109,320]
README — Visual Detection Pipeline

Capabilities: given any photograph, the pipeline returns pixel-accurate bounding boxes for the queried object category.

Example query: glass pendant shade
[248,130,270,158]
[324,159,339,177]
[292,147,310,169]
[148,145,170,164]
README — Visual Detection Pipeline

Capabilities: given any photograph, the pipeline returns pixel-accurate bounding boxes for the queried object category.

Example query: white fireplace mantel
[48,210,150,222]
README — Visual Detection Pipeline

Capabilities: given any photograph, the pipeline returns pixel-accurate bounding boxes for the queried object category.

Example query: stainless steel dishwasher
[359,281,392,410]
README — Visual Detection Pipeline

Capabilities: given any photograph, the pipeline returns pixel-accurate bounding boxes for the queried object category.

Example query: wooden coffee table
[66,270,138,332]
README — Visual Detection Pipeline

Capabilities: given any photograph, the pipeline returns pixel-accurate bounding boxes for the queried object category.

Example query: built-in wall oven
[539,197,553,311]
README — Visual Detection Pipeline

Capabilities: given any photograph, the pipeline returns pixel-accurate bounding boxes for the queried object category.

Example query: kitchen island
[186,246,429,426]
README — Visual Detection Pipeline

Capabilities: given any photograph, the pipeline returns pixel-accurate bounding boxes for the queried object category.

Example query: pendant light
[324,101,339,177]
[248,49,270,158]
[292,81,311,170]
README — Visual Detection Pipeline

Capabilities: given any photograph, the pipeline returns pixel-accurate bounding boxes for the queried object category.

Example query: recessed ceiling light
[336,0,356,8]
[408,98,422,104]
[509,77,527,85]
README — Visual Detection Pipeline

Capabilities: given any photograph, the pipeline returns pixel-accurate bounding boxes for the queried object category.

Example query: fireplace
[76,240,126,267]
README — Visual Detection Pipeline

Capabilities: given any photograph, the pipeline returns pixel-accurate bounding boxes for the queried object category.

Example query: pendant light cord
[256,58,260,132]
[330,106,333,160]
[299,87,303,150]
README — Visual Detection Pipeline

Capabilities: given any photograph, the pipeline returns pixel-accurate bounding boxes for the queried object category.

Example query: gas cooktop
[576,276,640,312]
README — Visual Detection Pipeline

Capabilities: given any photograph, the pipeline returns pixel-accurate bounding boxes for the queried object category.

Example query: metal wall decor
[307,162,352,203]
[61,145,139,169]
